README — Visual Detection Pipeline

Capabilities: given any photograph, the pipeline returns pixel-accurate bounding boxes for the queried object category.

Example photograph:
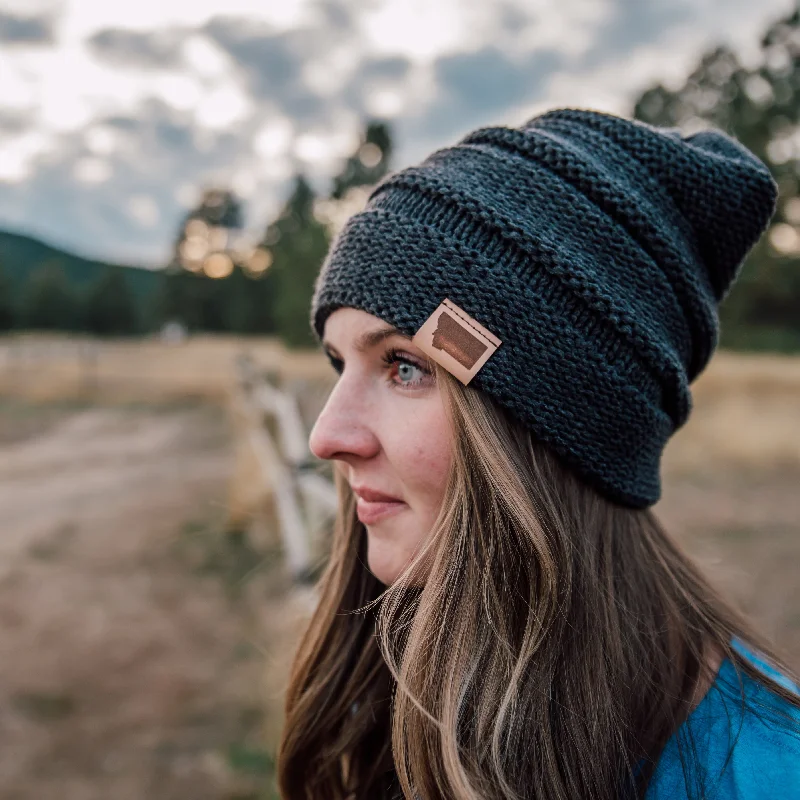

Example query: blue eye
[323,346,433,389]
[381,348,432,388]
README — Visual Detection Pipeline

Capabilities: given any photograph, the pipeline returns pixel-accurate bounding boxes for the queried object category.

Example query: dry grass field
[0,333,330,404]
[0,333,797,799]
[660,352,800,666]
[0,398,318,800]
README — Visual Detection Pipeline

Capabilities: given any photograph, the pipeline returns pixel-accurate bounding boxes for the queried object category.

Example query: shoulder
[646,644,800,799]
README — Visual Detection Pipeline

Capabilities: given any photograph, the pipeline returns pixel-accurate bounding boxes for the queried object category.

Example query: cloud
[577,0,695,69]
[358,54,411,82]
[494,1,536,36]
[0,10,54,45]
[0,98,260,265]
[0,109,35,136]
[415,46,563,141]
[86,27,190,69]
[0,0,794,267]
[204,15,337,126]
[339,54,413,117]
[314,0,359,33]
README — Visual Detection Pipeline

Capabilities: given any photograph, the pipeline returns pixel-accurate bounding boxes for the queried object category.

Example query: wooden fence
[228,352,337,586]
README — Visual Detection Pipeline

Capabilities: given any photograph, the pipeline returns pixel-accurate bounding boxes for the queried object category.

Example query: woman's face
[309,307,453,585]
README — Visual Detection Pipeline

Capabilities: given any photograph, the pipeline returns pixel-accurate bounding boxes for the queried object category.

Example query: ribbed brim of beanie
[310,108,777,508]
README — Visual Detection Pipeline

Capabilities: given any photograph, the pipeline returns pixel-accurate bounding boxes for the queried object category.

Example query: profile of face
[308,308,453,585]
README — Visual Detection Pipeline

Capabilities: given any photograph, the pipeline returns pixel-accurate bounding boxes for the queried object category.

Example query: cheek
[366,398,452,586]
[388,404,453,517]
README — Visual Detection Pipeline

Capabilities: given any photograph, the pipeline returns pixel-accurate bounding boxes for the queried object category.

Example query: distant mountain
[0,228,161,303]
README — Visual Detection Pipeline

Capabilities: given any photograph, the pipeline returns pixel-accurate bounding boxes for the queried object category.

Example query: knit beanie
[309,108,778,509]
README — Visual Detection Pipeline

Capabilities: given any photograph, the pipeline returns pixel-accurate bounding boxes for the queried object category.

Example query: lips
[352,485,407,525]
[352,485,402,503]
[355,497,406,525]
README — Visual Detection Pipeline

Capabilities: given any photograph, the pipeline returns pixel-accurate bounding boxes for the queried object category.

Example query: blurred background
[0,0,799,798]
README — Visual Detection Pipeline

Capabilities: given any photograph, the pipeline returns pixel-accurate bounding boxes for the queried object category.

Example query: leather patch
[412,298,501,386]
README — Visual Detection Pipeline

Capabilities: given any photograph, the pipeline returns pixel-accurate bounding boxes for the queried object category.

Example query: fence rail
[229,352,336,586]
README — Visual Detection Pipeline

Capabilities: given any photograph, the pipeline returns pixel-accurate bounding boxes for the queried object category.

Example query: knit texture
[309,108,778,508]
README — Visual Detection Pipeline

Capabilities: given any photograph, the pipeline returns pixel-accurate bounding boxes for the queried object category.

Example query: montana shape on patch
[411,298,501,386]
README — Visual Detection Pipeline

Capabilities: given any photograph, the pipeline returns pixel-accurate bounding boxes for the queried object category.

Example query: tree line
[0,120,391,349]
[2,6,800,351]
[0,262,138,337]
[632,4,800,351]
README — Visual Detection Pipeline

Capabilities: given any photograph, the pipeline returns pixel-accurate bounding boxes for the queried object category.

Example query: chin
[365,533,406,585]
[366,534,430,587]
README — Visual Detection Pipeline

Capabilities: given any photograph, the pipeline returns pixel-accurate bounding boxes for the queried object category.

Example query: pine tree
[169,188,243,273]
[313,119,395,240]
[633,8,800,349]
[157,187,245,333]
[221,264,276,335]
[82,268,139,336]
[153,266,204,332]
[0,263,15,331]
[329,119,393,199]
[260,173,331,348]
[21,262,81,331]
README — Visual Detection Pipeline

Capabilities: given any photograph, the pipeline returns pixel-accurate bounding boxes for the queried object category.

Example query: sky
[0,0,795,267]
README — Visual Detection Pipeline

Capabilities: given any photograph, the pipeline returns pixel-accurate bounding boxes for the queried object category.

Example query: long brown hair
[277,363,799,799]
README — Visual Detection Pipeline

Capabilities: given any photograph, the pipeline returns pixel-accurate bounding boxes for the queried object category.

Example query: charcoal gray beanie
[309,108,778,509]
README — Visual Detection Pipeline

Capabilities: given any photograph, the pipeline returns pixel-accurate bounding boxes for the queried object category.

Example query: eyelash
[381,348,432,389]
[327,348,432,389]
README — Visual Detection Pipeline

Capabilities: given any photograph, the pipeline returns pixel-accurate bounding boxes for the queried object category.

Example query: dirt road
[0,400,293,800]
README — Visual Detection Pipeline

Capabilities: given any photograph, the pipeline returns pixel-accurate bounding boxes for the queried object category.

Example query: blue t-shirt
[646,642,800,798]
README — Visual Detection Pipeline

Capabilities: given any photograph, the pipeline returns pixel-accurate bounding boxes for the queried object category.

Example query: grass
[224,741,281,800]
[27,522,78,561]
[662,350,800,475]
[718,525,756,543]
[721,326,800,354]
[172,517,283,600]
[226,742,275,777]
[12,691,76,722]
[0,333,331,406]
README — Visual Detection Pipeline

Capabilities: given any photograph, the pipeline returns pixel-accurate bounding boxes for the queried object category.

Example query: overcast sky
[0,0,794,267]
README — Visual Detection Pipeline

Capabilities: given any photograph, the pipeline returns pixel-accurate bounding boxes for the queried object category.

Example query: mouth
[356,497,407,525]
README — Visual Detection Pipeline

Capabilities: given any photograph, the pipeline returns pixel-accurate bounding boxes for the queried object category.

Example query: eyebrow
[322,324,412,356]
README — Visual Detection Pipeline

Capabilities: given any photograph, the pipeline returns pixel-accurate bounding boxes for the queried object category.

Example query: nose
[308,375,380,463]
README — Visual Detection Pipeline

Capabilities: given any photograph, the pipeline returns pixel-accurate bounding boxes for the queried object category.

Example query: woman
[276,108,800,799]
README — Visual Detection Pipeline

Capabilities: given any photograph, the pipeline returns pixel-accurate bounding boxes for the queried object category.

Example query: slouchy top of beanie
[309,108,778,509]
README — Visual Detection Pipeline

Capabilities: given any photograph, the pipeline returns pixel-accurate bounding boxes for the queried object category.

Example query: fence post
[231,357,308,582]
